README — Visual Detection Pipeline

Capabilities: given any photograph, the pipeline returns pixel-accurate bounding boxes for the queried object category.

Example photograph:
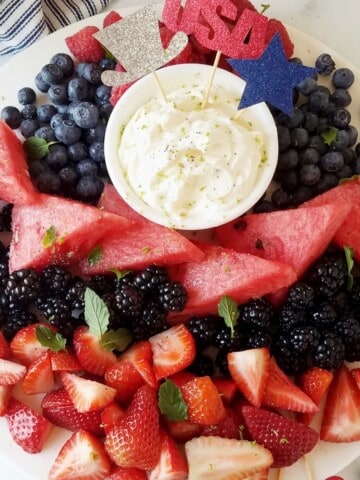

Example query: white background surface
[0,0,360,478]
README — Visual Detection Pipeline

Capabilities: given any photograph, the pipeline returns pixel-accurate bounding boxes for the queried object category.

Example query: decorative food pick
[228,33,318,115]
[94,3,188,87]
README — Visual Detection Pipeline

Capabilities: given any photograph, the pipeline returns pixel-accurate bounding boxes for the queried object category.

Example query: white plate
[0,4,360,480]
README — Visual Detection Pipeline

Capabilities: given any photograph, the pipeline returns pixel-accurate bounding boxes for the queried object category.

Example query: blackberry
[40,265,72,294]
[213,326,243,353]
[0,289,25,314]
[334,315,360,362]
[309,302,337,328]
[88,274,115,295]
[5,268,40,305]
[310,253,347,298]
[115,284,143,318]
[276,305,305,331]
[243,329,272,349]
[0,259,9,288]
[133,265,170,293]
[102,292,126,330]
[286,281,315,311]
[239,298,274,330]
[131,302,167,340]
[65,276,87,310]
[37,296,71,327]
[312,331,345,370]
[215,349,230,375]
[187,315,218,350]
[189,353,214,377]
[158,281,187,312]
[2,310,36,341]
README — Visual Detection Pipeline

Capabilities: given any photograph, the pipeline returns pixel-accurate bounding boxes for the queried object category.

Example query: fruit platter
[0,1,360,479]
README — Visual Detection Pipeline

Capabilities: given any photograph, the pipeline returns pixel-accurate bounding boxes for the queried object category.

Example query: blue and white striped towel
[0,0,110,57]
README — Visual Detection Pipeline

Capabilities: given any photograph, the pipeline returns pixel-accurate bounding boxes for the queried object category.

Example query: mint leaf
[109,268,132,281]
[84,287,110,338]
[36,325,66,351]
[260,4,271,14]
[158,379,188,421]
[218,295,239,338]
[100,328,132,352]
[42,225,57,248]
[24,137,57,159]
[88,245,103,267]
[344,245,354,290]
[321,126,338,146]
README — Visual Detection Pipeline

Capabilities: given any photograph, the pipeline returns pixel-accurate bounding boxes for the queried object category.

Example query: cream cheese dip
[105,64,278,230]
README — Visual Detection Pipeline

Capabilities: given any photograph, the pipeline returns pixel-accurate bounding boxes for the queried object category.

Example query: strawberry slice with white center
[50,348,82,372]
[61,372,117,413]
[184,436,273,480]
[5,398,53,453]
[10,322,57,366]
[22,351,55,395]
[227,348,270,407]
[351,367,360,390]
[0,384,13,415]
[149,430,188,480]
[149,324,196,380]
[0,358,26,385]
[48,430,111,480]
[320,364,360,442]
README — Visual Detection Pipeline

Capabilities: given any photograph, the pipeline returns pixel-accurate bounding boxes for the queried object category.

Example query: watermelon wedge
[75,185,204,275]
[0,120,38,204]
[215,201,351,279]
[9,193,134,272]
[167,243,297,319]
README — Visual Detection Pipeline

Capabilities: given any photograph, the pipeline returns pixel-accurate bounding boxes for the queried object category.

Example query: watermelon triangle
[167,243,296,319]
[9,193,134,272]
[0,120,38,205]
[75,185,204,275]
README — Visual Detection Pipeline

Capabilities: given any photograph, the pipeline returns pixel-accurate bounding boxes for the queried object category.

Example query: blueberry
[54,119,82,145]
[75,176,103,201]
[29,159,50,177]
[95,85,112,105]
[34,125,56,142]
[99,103,113,121]
[72,102,99,129]
[290,127,309,148]
[50,112,67,130]
[308,89,329,113]
[346,125,358,147]
[76,62,89,77]
[343,146,356,164]
[316,117,330,134]
[83,121,106,143]
[330,129,349,151]
[1,106,22,129]
[352,157,360,175]
[271,188,291,208]
[309,135,327,155]
[277,149,299,171]
[252,200,276,213]
[303,112,319,133]
[296,77,318,96]
[59,166,79,187]
[68,77,89,101]
[98,57,116,71]
[35,72,50,93]
[17,87,36,105]
[20,119,39,138]
[89,141,105,162]
[83,63,102,85]
[50,53,74,77]
[278,169,299,192]
[335,164,353,179]
[41,63,64,85]
[48,84,68,105]
[299,147,320,165]
[292,186,314,205]
[21,104,38,120]
[321,151,344,172]
[315,53,335,75]
[45,144,68,170]
[37,104,57,123]
[67,142,88,162]
[36,172,62,194]
[277,125,291,152]
[76,159,98,177]
[315,173,339,193]
[330,89,351,108]
[332,68,355,89]
[298,164,321,185]
[330,109,351,129]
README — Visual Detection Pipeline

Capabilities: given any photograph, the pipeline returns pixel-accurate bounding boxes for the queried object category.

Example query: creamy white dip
[117,82,267,228]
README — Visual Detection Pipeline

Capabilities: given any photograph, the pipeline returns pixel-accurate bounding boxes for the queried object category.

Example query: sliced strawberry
[50,348,82,372]
[180,375,226,426]
[320,365,360,442]
[242,405,319,467]
[5,398,53,453]
[42,387,103,435]
[185,436,273,479]
[243,470,270,480]
[263,358,319,413]
[61,372,117,413]
[73,325,117,376]
[227,348,270,407]
[105,384,161,471]
[149,324,196,380]
[119,340,153,364]
[168,371,196,387]
[211,376,238,403]
[201,406,241,439]
[103,11,122,28]
[10,322,56,366]
[65,25,104,62]
[48,430,111,480]
[0,330,11,359]
[149,430,188,480]
[110,467,148,480]
[298,366,334,425]
[101,402,125,434]
[0,385,13,416]
[105,361,146,405]
[0,358,26,385]
[163,418,203,443]
[22,351,55,395]
[351,368,360,390]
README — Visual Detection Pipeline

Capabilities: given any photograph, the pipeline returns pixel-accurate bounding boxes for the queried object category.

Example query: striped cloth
[0,0,110,57]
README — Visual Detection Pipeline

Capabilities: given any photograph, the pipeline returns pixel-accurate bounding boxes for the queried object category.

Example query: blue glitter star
[228,33,318,115]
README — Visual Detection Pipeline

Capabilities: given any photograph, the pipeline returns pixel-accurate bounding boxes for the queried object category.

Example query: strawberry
[110,467,148,480]
[243,470,270,480]
[101,402,125,434]
[320,365,360,442]
[5,398,53,453]
[265,18,294,58]
[211,376,238,403]
[48,430,111,480]
[263,358,319,413]
[185,436,273,480]
[103,11,122,28]
[73,325,118,376]
[65,25,104,62]
[227,348,270,407]
[242,405,319,467]
[180,376,226,426]
[0,385,13,416]
[163,418,203,443]
[42,387,104,435]
[22,351,55,395]
[61,372,117,413]
[105,361,147,405]
[10,322,56,366]
[119,340,153,364]
[104,384,161,471]
[0,357,26,385]
[149,324,196,380]
[0,330,11,359]
[298,366,334,425]
[50,348,82,372]
[351,367,360,390]
[168,371,196,387]
[201,406,241,439]
[149,431,188,480]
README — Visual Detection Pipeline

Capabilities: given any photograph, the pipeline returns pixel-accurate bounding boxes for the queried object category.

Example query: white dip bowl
[104,63,278,230]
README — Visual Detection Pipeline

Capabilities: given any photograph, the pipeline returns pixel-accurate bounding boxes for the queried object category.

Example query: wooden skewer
[303,454,315,480]
[275,468,283,480]
[152,71,168,102]
[201,50,222,109]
